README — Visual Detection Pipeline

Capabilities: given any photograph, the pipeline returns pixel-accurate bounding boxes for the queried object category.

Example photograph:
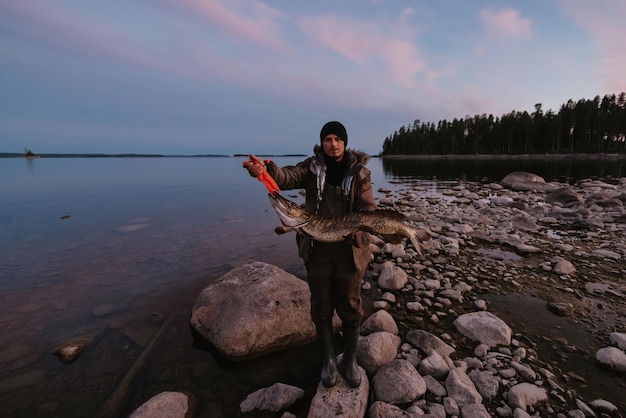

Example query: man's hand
[242,154,266,178]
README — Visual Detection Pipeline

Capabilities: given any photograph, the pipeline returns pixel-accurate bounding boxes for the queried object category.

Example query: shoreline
[378,153,626,160]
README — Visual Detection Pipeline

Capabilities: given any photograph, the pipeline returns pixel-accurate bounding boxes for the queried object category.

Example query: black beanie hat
[320,121,348,147]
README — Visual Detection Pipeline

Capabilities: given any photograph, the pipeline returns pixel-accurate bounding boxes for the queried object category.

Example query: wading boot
[342,323,361,388]
[316,321,339,387]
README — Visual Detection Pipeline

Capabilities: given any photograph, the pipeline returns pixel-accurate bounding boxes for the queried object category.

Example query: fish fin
[371,209,407,221]
[409,235,425,258]
[414,227,433,242]
[275,225,296,235]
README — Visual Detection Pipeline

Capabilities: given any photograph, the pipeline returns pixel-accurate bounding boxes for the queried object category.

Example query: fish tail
[408,232,425,258]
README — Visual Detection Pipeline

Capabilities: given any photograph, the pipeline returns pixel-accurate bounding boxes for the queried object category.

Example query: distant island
[0,152,307,158]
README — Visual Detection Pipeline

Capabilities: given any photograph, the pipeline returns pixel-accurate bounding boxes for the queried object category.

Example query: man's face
[322,134,345,161]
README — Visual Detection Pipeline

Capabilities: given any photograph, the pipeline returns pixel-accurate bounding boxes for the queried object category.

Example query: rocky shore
[129,171,625,418]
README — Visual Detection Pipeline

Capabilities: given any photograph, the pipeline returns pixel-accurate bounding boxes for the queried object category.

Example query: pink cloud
[297,8,425,88]
[480,8,532,41]
[559,0,626,94]
[163,0,289,52]
[0,2,166,72]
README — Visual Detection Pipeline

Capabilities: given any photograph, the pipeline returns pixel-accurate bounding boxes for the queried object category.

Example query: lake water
[1,155,625,417]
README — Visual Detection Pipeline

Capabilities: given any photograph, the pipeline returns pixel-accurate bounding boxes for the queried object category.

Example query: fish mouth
[268,192,308,228]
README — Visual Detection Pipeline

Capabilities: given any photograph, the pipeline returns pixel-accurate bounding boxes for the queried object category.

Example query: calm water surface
[1,156,625,417]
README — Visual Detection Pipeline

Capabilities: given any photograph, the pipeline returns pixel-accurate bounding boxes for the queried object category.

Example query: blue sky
[1,0,625,156]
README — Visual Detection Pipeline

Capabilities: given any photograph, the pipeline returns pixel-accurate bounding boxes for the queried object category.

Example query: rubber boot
[316,321,339,387]
[342,323,361,388]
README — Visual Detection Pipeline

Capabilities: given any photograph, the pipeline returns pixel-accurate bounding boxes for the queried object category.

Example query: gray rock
[609,332,626,350]
[406,329,455,357]
[510,361,536,382]
[357,331,401,375]
[308,368,369,418]
[501,172,557,192]
[445,367,483,406]
[590,249,621,260]
[372,359,426,404]
[507,382,548,410]
[546,187,585,206]
[513,408,531,418]
[595,346,626,373]
[366,401,413,417]
[130,392,195,418]
[589,399,619,415]
[460,402,491,418]
[190,261,328,361]
[378,262,409,290]
[554,259,576,275]
[418,350,451,380]
[423,375,447,397]
[240,383,304,414]
[443,397,460,416]
[361,309,399,335]
[453,311,512,347]
[468,369,499,400]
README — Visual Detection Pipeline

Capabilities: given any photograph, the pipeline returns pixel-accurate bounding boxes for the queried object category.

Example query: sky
[1,1,625,156]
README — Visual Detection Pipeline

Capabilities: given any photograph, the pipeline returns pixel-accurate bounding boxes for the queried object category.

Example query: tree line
[381,92,626,155]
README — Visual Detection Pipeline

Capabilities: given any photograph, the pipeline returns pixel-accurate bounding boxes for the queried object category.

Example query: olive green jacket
[266,146,377,274]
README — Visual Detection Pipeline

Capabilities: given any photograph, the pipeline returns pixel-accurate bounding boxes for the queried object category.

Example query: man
[244,121,376,388]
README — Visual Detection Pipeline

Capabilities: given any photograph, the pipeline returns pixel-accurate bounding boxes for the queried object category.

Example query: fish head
[268,192,310,228]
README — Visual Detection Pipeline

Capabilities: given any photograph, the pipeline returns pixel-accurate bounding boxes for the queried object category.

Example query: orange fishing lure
[243,155,280,194]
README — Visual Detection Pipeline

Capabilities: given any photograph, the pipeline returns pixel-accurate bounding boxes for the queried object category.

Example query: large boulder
[307,367,369,418]
[545,186,585,206]
[453,311,512,347]
[500,171,557,192]
[190,261,330,361]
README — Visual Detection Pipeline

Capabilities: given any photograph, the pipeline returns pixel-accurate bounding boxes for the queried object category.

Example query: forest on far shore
[382,92,626,156]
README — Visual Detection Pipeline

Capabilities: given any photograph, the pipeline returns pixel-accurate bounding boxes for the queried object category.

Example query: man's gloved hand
[242,154,266,178]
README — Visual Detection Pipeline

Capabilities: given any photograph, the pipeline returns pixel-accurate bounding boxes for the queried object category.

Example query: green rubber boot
[316,321,339,387]
[342,323,361,388]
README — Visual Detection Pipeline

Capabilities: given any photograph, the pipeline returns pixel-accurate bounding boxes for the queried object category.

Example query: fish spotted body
[268,192,431,257]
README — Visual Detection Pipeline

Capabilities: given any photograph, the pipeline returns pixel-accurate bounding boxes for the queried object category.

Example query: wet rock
[308,368,369,418]
[467,369,499,400]
[553,259,576,275]
[377,262,408,290]
[445,367,483,406]
[418,349,451,380]
[546,187,585,206]
[595,347,626,373]
[460,402,491,418]
[361,309,399,335]
[366,401,412,417]
[240,383,304,414]
[609,332,626,350]
[372,359,426,404]
[590,249,621,260]
[453,311,512,347]
[129,392,195,418]
[547,301,574,317]
[356,331,401,376]
[405,329,455,357]
[589,399,619,416]
[52,341,89,364]
[507,382,548,410]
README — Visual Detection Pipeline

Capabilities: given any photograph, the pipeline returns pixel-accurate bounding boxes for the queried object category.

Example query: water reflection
[380,156,626,182]
[26,157,35,173]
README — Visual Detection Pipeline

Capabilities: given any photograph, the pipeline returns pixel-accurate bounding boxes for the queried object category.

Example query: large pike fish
[268,192,431,257]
